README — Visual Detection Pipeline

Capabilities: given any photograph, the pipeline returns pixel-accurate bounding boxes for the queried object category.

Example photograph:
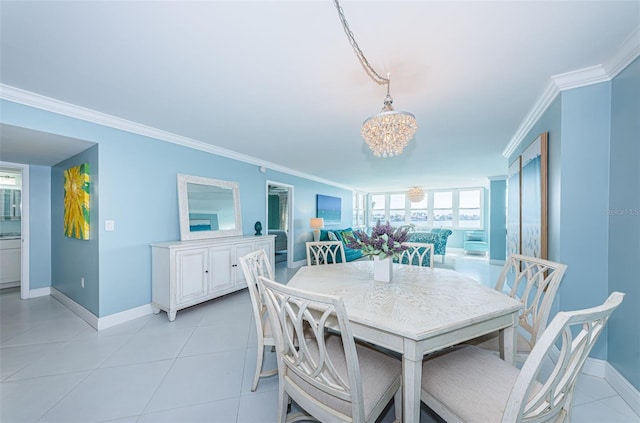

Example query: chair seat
[288,335,401,421]
[467,330,532,355]
[421,346,542,423]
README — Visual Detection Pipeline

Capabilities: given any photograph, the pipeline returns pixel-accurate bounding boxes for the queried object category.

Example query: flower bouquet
[344,220,411,259]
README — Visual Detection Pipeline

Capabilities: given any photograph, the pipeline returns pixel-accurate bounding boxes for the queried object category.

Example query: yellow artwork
[64,163,90,240]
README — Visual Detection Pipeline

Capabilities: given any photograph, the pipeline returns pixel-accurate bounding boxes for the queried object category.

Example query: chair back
[306,241,346,266]
[239,249,274,339]
[258,275,366,421]
[496,254,567,349]
[503,292,624,422]
[399,242,434,267]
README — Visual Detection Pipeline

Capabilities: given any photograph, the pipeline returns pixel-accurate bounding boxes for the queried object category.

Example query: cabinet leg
[168,310,177,322]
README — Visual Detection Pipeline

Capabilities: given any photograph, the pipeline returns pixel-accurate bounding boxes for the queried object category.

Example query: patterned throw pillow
[327,231,338,241]
[339,230,356,243]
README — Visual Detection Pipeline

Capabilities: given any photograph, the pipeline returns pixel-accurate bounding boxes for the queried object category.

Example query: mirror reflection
[177,174,242,241]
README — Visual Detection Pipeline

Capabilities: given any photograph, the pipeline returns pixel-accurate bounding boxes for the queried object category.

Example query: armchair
[408,228,452,263]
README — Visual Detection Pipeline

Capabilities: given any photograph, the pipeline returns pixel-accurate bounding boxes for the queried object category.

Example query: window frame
[366,188,485,231]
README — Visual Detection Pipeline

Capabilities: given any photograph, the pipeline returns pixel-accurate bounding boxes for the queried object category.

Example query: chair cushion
[468,330,532,355]
[287,335,401,421]
[421,345,541,422]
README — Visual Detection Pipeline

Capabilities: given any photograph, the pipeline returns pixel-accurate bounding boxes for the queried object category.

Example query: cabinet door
[255,239,274,266]
[175,248,208,304]
[209,247,233,291]
[233,243,255,286]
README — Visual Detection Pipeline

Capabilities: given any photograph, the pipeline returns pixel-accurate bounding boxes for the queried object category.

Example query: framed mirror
[177,174,243,241]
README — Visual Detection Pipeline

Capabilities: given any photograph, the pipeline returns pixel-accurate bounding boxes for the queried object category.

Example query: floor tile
[39,360,173,423]
[144,350,245,413]
[0,371,90,422]
[138,398,240,423]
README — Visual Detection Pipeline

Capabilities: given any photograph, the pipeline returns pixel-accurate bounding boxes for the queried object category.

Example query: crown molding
[502,80,559,158]
[0,84,355,192]
[503,25,640,159]
[551,65,609,91]
[604,26,640,78]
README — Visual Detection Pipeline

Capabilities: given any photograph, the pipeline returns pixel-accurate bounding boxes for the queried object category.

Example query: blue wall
[608,57,640,390]
[507,64,638,382]
[52,146,100,314]
[558,82,612,360]
[489,178,506,261]
[1,99,352,317]
[29,165,52,289]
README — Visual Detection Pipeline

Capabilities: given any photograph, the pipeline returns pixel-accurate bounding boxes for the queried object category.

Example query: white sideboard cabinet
[150,235,275,321]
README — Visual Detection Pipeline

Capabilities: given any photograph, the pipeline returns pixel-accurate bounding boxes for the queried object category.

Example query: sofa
[408,228,453,263]
[319,227,364,262]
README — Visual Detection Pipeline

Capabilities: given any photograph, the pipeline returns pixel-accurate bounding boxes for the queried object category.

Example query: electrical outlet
[81,277,85,288]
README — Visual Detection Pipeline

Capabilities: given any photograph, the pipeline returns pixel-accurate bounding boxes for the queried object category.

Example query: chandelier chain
[333,0,389,86]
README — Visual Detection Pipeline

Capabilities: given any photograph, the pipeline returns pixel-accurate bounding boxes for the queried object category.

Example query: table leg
[500,314,518,365]
[403,342,422,423]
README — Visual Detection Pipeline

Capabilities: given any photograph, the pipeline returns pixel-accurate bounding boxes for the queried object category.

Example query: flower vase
[373,256,393,282]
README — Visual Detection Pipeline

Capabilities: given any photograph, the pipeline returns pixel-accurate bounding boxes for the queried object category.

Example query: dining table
[287,260,523,423]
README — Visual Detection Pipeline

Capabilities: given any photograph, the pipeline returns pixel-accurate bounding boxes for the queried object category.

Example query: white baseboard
[27,287,51,298]
[490,259,506,266]
[606,361,640,417]
[96,303,154,331]
[548,346,638,414]
[50,288,153,331]
[292,259,307,268]
[51,288,99,329]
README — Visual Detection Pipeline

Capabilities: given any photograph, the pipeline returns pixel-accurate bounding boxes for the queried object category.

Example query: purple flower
[347,220,411,258]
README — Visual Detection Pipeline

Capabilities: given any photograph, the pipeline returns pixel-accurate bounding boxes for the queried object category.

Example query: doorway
[266,182,293,268]
[0,162,30,299]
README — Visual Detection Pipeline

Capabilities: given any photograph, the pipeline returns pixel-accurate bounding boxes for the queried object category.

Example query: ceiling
[1,1,638,192]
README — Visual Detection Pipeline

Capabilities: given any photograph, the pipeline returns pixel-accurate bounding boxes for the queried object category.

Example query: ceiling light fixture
[334,0,418,158]
[407,187,425,203]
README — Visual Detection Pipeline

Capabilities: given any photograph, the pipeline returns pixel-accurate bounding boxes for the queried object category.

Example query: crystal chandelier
[407,187,425,203]
[334,0,418,158]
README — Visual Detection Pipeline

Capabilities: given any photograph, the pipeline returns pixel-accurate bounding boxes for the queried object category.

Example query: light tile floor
[1,252,638,422]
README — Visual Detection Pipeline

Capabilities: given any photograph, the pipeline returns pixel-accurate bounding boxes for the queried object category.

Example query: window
[352,192,366,229]
[367,188,484,230]
[458,190,481,228]
[370,194,386,224]
[433,191,453,228]
[409,196,429,228]
[388,194,406,225]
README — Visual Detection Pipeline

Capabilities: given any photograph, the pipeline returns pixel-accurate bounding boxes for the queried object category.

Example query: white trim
[606,361,640,417]
[292,259,307,268]
[604,26,640,79]
[502,25,640,159]
[0,161,30,299]
[51,288,99,329]
[581,357,607,378]
[96,304,154,331]
[490,259,506,266]
[0,84,354,192]
[26,287,50,298]
[551,65,610,92]
[488,175,507,181]
[50,287,154,331]
[502,81,559,158]
[549,347,640,416]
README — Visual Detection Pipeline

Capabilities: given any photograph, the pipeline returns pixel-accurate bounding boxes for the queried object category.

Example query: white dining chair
[238,249,278,391]
[257,275,403,423]
[469,254,567,361]
[305,241,346,266]
[398,242,435,267]
[421,292,624,423]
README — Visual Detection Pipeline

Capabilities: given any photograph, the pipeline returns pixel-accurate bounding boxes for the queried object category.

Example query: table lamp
[310,217,324,242]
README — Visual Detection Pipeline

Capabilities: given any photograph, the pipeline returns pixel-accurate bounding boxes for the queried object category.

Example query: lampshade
[310,217,324,229]
[362,95,418,158]
[407,187,425,203]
